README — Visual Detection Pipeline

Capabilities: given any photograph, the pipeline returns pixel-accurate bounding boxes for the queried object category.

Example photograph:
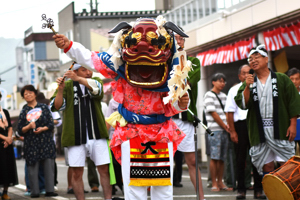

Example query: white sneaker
[54,186,58,191]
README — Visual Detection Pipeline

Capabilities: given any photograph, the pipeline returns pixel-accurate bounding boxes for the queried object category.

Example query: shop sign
[28,62,38,88]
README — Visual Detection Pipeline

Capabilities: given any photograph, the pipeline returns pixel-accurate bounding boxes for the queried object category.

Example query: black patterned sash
[252,69,279,143]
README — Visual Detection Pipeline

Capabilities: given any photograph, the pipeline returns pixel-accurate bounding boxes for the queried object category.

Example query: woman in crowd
[17,85,57,198]
[0,92,18,200]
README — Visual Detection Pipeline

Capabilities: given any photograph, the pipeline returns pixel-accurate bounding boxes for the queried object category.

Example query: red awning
[197,36,256,67]
[263,22,300,51]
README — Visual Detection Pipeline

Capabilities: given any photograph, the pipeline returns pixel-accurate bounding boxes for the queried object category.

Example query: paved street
[6,156,262,200]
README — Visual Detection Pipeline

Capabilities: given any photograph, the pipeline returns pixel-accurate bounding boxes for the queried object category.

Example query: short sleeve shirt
[203,91,227,131]
[224,82,248,122]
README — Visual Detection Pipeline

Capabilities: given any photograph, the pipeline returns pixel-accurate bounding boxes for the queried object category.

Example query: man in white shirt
[225,64,264,199]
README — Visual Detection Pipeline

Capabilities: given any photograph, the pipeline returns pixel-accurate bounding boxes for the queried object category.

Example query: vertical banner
[16,47,25,90]
[28,62,38,88]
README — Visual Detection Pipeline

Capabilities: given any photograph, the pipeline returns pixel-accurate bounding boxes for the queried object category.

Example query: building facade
[163,0,300,160]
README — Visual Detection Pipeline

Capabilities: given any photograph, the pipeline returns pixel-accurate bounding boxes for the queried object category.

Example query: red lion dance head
[108,16,188,89]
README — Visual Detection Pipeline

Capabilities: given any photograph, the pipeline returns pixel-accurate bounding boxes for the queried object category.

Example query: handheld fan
[26,108,42,131]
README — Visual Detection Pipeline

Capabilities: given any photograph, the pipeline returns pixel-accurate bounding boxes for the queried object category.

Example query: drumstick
[56,61,77,90]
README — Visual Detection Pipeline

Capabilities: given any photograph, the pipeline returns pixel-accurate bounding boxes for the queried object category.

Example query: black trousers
[234,120,263,193]
[173,150,183,183]
[112,150,123,192]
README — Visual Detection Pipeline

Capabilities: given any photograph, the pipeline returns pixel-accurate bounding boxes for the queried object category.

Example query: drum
[262,156,300,200]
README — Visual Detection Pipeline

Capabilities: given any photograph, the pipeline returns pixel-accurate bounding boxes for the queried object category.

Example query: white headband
[73,63,82,70]
[248,44,268,58]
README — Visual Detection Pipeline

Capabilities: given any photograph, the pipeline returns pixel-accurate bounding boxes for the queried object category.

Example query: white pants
[67,139,110,167]
[174,119,195,152]
[121,140,174,200]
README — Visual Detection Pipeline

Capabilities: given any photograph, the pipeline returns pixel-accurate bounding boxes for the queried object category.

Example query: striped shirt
[203,91,227,131]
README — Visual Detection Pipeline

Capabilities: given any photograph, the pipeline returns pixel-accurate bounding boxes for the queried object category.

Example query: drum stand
[187,109,214,200]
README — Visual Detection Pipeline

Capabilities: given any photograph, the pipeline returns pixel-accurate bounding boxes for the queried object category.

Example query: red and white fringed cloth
[197,35,256,67]
[263,22,300,51]
[129,137,171,187]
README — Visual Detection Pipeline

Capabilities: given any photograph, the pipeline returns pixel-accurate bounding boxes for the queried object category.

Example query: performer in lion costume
[53,15,192,200]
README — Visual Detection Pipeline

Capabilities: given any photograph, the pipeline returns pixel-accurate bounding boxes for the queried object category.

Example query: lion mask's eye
[146,31,158,45]
[146,31,168,50]
[123,31,140,47]
[151,38,158,46]
[157,35,166,49]
[131,32,141,45]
